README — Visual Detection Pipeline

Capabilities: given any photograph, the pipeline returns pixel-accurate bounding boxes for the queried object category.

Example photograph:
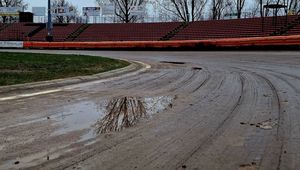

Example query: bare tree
[246,0,260,17]
[257,0,289,17]
[234,0,246,18]
[264,0,300,16]
[211,0,231,20]
[97,0,146,23]
[51,0,78,23]
[0,0,27,23]
[264,0,287,17]
[288,0,300,14]
[158,0,208,22]
[154,0,179,22]
[257,0,270,17]
[223,0,236,18]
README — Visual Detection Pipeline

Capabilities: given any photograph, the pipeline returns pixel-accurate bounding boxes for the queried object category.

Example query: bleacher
[75,22,181,41]
[29,24,82,41]
[0,23,41,41]
[0,15,300,42]
[288,24,300,35]
[172,15,299,40]
[282,16,300,35]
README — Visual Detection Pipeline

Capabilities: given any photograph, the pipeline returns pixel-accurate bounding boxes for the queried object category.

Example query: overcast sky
[25,0,97,13]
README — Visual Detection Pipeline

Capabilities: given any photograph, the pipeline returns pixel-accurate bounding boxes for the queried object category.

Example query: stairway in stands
[271,15,300,36]
[160,22,189,41]
[0,23,11,32]
[65,24,90,41]
[27,24,46,39]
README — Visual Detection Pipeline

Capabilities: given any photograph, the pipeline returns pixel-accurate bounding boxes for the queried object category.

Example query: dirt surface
[0,50,300,170]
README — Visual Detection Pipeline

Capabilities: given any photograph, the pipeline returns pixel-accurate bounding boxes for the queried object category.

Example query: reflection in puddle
[94,97,146,134]
[53,96,173,141]
[1,96,173,169]
[94,96,173,134]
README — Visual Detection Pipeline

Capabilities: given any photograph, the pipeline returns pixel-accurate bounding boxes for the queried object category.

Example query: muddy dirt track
[0,50,300,170]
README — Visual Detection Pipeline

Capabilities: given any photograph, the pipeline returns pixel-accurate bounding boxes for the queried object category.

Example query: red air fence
[22,35,300,50]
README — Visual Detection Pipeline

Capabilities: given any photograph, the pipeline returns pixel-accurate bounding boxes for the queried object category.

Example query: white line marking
[0,89,62,101]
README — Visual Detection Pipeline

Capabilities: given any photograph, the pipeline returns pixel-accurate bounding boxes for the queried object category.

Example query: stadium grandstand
[0,15,300,42]
[0,0,300,48]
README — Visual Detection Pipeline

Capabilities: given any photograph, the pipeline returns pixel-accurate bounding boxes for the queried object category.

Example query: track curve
[0,50,299,170]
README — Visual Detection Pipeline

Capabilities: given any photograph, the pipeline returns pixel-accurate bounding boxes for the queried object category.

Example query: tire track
[119,72,230,169]
[174,73,245,169]
[244,71,284,170]
[192,71,212,93]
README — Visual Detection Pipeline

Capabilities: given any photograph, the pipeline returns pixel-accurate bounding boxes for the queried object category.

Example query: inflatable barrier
[19,35,300,50]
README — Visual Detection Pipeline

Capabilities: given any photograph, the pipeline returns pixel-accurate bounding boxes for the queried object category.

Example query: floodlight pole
[46,0,53,41]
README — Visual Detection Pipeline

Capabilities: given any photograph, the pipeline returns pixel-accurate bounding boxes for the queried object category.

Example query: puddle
[160,61,185,65]
[51,101,105,136]
[94,97,146,134]
[52,96,174,141]
[94,96,172,134]
[256,119,278,130]
[240,119,278,130]
[1,96,173,169]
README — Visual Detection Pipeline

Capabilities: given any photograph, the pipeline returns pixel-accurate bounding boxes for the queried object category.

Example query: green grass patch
[0,52,130,86]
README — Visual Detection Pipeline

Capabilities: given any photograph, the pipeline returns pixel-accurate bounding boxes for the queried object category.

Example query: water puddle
[1,96,173,169]
[51,101,104,136]
[240,119,278,130]
[52,96,173,141]
[256,119,278,130]
[94,97,147,134]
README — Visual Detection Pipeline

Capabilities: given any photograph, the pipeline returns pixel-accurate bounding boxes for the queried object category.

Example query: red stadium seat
[0,15,299,42]
[75,22,181,42]
[172,15,299,40]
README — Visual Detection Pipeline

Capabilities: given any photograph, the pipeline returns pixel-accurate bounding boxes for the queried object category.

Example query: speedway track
[0,50,300,170]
